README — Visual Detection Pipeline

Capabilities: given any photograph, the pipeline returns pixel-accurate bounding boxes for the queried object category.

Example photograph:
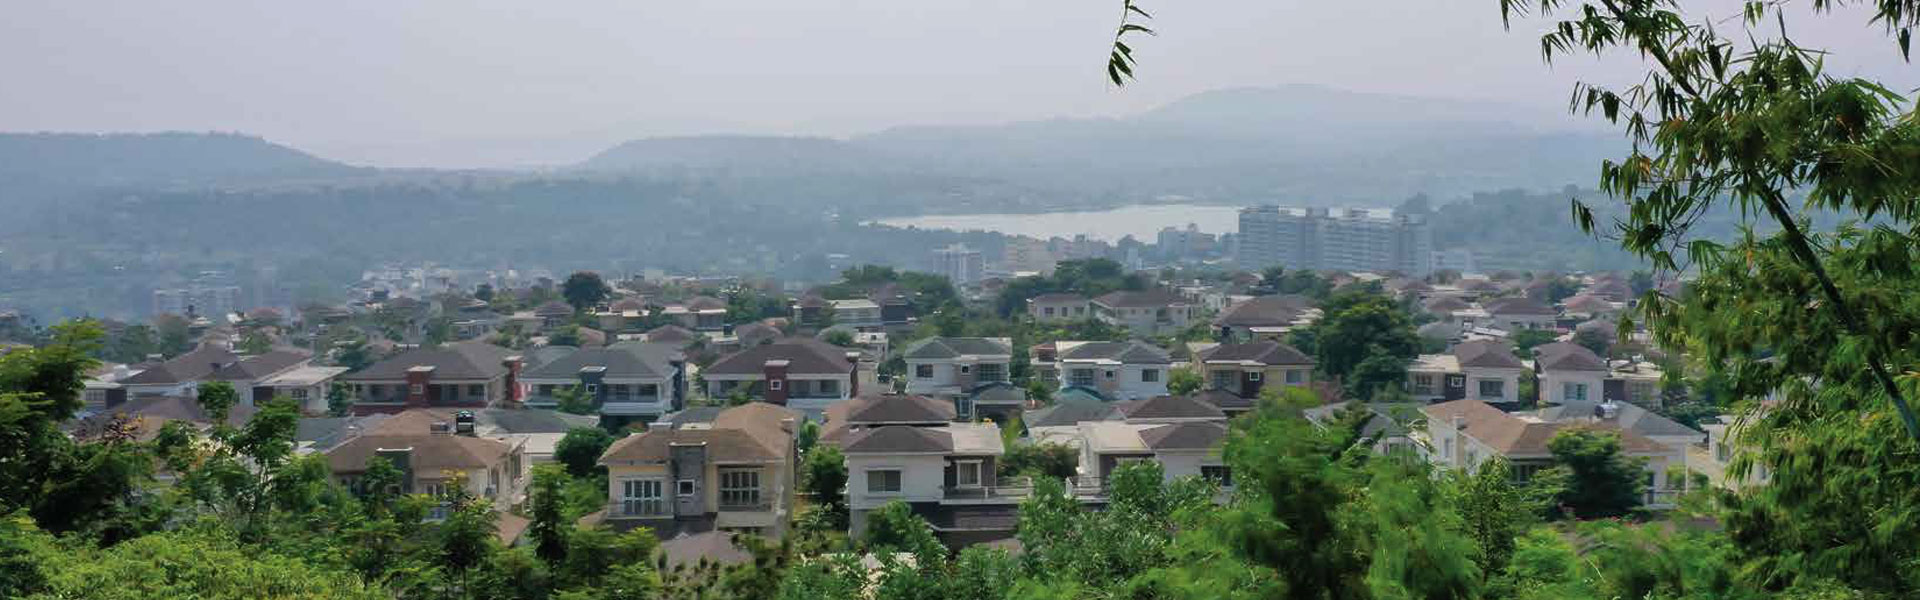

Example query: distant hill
[0,132,364,186]
[575,84,1622,206]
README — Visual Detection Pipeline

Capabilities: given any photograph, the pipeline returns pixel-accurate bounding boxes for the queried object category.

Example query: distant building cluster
[1237,206,1433,276]
[152,271,241,318]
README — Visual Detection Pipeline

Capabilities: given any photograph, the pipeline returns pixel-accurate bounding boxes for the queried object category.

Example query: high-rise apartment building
[935,243,985,286]
[1236,206,1432,275]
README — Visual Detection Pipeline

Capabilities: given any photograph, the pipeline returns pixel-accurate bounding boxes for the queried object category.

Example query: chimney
[405,365,435,408]
[1597,401,1620,420]
[454,410,477,436]
[763,359,790,405]
[846,351,864,397]
[780,417,796,435]
[503,355,524,404]
[649,420,673,432]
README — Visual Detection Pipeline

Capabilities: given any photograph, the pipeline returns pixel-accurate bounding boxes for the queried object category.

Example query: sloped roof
[341,341,515,381]
[842,425,953,454]
[710,402,801,457]
[969,381,1028,404]
[685,296,727,311]
[1190,388,1255,412]
[534,301,575,316]
[660,531,752,569]
[1214,295,1315,328]
[1199,340,1313,366]
[841,394,956,424]
[1092,289,1189,309]
[902,337,1012,360]
[1058,340,1171,364]
[1422,399,1670,457]
[118,344,241,385]
[1561,295,1617,314]
[1454,340,1524,369]
[610,297,648,311]
[598,428,777,464]
[734,322,781,345]
[1422,296,1471,313]
[325,410,516,473]
[704,338,855,376]
[1116,395,1226,421]
[1028,293,1087,304]
[68,394,259,439]
[1588,279,1634,300]
[521,345,676,380]
[1140,421,1228,451]
[643,324,698,343]
[209,349,311,381]
[1483,296,1557,316]
[1533,401,1704,439]
[1535,342,1607,372]
[1025,397,1117,428]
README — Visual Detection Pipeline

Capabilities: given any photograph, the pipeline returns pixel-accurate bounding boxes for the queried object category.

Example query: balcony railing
[943,476,1033,501]
[606,502,671,519]
[718,497,772,512]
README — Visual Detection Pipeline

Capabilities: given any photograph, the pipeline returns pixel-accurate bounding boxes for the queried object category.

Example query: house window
[769,380,783,391]
[1284,370,1303,384]
[1044,307,1055,317]
[1210,370,1235,390]
[677,479,696,497]
[1069,369,1097,388]
[955,460,983,488]
[288,388,310,402]
[1141,369,1160,383]
[1477,380,1506,399]
[1510,464,1543,484]
[584,384,599,395]
[1104,370,1116,380]
[867,469,902,493]
[1412,374,1436,395]
[1443,438,1453,459]
[639,384,659,397]
[1201,465,1233,487]
[410,383,425,395]
[976,363,1006,382]
[719,469,762,508]
[538,384,556,397]
[1247,371,1262,382]
[818,379,838,395]
[621,479,665,516]
[959,364,972,375]
[916,364,935,379]
[1716,442,1730,463]
[1563,382,1588,401]
[469,384,484,397]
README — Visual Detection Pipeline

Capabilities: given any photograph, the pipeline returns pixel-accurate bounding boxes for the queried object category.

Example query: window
[867,469,902,493]
[1247,371,1262,382]
[916,364,935,379]
[769,380,783,391]
[1511,464,1543,484]
[1412,374,1436,394]
[538,384,556,397]
[621,479,665,516]
[1563,382,1588,401]
[677,479,696,497]
[639,384,659,397]
[719,469,762,508]
[1044,307,1055,317]
[1285,370,1304,384]
[1716,442,1730,463]
[955,461,982,488]
[288,388,310,402]
[1467,449,1479,464]
[1069,369,1097,387]
[410,383,425,395]
[1211,370,1236,390]
[1477,380,1506,399]
[1443,438,1453,459]
[976,363,1006,382]
[959,364,972,374]
[1201,465,1233,487]
[1141,369,1160,383]
[818,379,838,395]
[585,384,599,395]
[469,384,484,397]
[1104,370,1116,380]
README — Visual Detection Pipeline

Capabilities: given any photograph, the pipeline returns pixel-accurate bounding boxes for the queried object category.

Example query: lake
[870,204,1244,242]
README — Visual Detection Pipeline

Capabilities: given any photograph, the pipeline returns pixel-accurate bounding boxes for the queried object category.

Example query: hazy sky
[3,1,1913,168]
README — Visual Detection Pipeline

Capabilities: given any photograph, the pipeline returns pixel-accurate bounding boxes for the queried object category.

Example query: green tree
[562,271,613,312]
[1296,288,1418,399]
[529,465,571,565]
[1571,327,1611,358]
[1166,366,1203,395]
[553,384,595,415]
[474,283,495,302]
[196,380,239,426]
[800,445,849,508]
[822,329,855,347]
[238,329,273,354]
[440,495,500,586]
[863,500,943,560]
[1454,458,1541,583]
[1541,427,1644,519]
[1510,329,1556,353]
[554,427,615,479]
[999,442,1077,480]
[327,380,355,417]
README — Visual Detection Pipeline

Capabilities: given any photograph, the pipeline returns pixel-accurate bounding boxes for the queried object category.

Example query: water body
[871,204,1243,242]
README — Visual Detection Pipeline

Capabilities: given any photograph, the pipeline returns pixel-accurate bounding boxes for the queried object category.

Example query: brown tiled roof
[643,324,698,343]
[1199,340,1312,366]
[841,394,956,425]
[660,531,752,569]
[1535,342,1607,372]
[1422,296,1471,313]
[1561,295,1616,314]
[1116,395,1226,421]
[1214,295,1315,328]
[704,338,854,376]
[1484,296,1557,316]
[325,410,515,473]
[842,425,952,454]
[210,349,311,381]
[1028,293,1087,304]
[599,428,778,464]
[1423,399,1669,458]
[340,341,515,382]
[711,402,800,457]
[1092,289,1189,309]
[1454,340,1524,369]
[685,296,726,311]
[1190,388,1254,412]
[118,344,241,385]
[1140,421,1228,450]
[535,301,575,317]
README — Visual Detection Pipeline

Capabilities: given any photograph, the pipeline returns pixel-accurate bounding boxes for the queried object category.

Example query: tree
[800,445,848,507]
[554,427,615,479]
[239,329,273,354]
[195,380,239,426]
[1627,270,1654,296]
[549,325,584,348]
[424,316,454,346]
[1166,367,1203,395]
[553,384,594,415]
[999,442,1077,480]
[1541,427,1644,519]
[1510,329,1557,353]
[562,271,612,312]
[1299,289,1419,399]
[440,495,500,583]
[1454,458,1542,583]
[863,500,942,560]
[474,283,495,302]
[327,381,355,417]
[1571,327,1611,358]
[795,420,820,455]
[822,329,855,347]
[529,465,570,565]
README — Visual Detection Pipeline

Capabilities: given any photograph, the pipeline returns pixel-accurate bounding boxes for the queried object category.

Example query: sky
[3,0,1914,168]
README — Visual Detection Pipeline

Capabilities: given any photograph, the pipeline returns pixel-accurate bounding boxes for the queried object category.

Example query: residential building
[1420,399,1684,508]
[326,409,529,513]
[820,393,957,447]
[1194,340,1314,399]
[339,341,524,415]
[520,342,685,424]
[1236,205,1433,276]
[1534,342,1607,405]
[830,299,883,329]
[1406,340,1526,405]
[703,339,861,415]
[1528,400,1704,459]
[594,298,652,333]
[152,284,240,318]
[1481,297,1559,331]
[206,349,314,406]
[843,421,1022,546]
[665,297,728,331]
[1026,293,1089,322]
[1694,413,1770,490]
[533,301,575,330]
[256,364,352,414]
[1054,340,1172,401]
[935,243,985,286]
[1090,290,1195,336]
[1604,359,1668,408]
[1212,295,1319,340]
[1076,419,1232,492]
[114,343,241,400]
[900,336,1024,419]
[596,402,800,539]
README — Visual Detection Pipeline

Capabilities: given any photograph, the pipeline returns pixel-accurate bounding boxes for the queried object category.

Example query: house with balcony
[1406,340,1525,405]
[1053,340,1172,401]
[595,402,800,539]
[843,421,1023,546]
[1534,342,1606,405]
[520,342,685,426]
[1194,340,1313,400]
[1481,297,1559,331]
[206,349,316,406]
[1026,293,1090,323]
[1212,295,1319,340]
[594,297,652,333]
[829,299,883,329]
[819,393,957,447]
[1605,359,1669,408]
[255,364,352,415]
[664,296,728,331]
[1420,399,1685,509]
[326,409,528,514]
[339,341,524,415]
[113,343,242,400]
[1075,418,1232,494]
[703,339,861,415]
[1091,290,1196,336]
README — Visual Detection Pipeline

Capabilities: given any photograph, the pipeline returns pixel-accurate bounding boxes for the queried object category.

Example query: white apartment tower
[935,243,985,286]
[1237,206,1433,276]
